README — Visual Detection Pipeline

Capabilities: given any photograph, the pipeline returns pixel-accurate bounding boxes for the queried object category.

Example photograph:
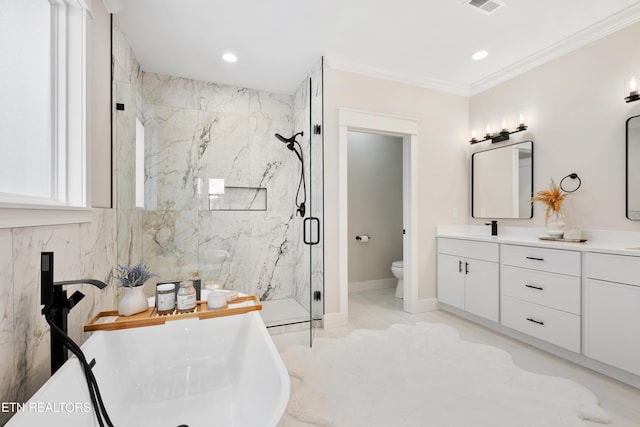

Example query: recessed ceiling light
[222,52,237,63]
[472,50,488,60]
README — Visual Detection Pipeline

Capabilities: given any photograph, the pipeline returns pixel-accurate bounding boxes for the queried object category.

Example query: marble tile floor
[270,288,640,427]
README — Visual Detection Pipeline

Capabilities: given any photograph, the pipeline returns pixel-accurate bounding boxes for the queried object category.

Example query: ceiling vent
[466,0,505,15]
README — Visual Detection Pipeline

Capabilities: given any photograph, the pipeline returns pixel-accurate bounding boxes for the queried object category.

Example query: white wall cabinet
[585,253,640,376]
[437,238,499,322]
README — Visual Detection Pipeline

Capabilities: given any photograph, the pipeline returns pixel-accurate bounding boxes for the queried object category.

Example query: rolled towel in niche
[355,235,371,242]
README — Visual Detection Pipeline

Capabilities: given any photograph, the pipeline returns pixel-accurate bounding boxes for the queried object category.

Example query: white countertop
[436,225,640,257]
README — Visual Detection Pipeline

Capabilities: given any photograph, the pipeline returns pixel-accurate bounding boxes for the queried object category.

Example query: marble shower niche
[114,33,323,328]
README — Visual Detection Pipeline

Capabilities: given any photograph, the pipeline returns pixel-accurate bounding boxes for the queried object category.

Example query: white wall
[348,131,403,284]
[470,21,640,231]
[324,67,469,312]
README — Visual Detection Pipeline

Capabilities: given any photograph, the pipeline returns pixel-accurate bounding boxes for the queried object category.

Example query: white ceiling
[108,0,640,96]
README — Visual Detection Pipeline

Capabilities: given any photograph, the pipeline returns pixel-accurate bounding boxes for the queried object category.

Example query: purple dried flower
[115,262,158,287]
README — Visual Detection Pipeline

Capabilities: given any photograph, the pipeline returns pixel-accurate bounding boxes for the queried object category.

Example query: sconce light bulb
[502,119,507,130]
[630,76,638,94]
[519,113,525,125]
[471,129,476,138]
[486,124,491,134]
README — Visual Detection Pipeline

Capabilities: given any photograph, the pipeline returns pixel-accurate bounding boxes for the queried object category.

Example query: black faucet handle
[66,291,85,310]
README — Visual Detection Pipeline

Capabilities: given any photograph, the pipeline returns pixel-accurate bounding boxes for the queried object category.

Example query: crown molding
[470,2,640,96]
[327,3,640,99]
[325,56,470,97]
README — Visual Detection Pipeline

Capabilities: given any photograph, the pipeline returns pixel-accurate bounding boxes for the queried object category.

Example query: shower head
[275,131,303,150]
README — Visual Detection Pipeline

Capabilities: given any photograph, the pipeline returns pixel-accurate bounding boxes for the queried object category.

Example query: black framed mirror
[626,115,640,220]
[472,140,534,219]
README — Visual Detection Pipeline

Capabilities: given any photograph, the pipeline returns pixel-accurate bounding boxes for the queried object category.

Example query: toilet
[391,260,403,299]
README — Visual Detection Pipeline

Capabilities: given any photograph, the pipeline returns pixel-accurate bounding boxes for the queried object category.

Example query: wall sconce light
[625,76,639,103]
[470,114,528,144]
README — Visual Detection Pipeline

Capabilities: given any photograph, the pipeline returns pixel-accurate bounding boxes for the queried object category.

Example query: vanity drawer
[501,244,580,276]
[502,266,581,315]
[437,238,498,262]
[501,296,581,353]
[587,253,640,287]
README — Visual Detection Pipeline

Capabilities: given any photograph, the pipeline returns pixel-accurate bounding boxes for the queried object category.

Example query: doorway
[336,109,419,325]
[347,132,403,302]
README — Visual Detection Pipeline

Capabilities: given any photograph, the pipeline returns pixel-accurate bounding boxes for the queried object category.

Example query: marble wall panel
[12,223,82,401]
[249,117,296,213]
[143,72,198,110]
[68,209,118,344]
[142,210,199,292]
[198,81,250,115]
[0,230,15,422]
[117,208,144,268]
[197,111,252,196]
[147,104,200,211]
[249,90,293,122]
[250,211,297,301]
[198,211,252,294]
[0,209,118,412]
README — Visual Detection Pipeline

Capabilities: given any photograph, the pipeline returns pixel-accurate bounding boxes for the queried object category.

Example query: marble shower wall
[138,72,302,301]
[0,210,118,425]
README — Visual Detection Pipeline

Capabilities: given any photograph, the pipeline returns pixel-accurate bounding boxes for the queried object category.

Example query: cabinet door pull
[526,317,545,326]
[458,260,463,273]
[525,256,544,261]
[525,284,544,291]
[465,262,469,275]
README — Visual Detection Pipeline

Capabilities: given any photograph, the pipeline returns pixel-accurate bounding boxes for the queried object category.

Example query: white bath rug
[278,322,610,427]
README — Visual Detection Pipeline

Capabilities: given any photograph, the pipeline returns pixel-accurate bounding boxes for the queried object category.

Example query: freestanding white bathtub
[7,311,290,427]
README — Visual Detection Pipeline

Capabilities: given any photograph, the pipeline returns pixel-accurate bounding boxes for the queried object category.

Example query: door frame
[337,108,419,320]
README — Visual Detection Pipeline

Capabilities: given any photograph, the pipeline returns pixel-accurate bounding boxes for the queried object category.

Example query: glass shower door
[306,61,324,346]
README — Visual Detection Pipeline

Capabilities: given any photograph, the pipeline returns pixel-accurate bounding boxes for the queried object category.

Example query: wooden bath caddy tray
[84,295,261,332]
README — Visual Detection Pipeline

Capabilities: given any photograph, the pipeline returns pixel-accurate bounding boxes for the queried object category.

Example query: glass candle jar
[156,283,176,315]
[176,281,197,313]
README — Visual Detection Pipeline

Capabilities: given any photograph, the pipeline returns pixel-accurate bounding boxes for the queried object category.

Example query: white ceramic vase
[118,286,148,316]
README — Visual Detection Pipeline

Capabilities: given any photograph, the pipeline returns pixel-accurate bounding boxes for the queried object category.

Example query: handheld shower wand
[275,131,306,217]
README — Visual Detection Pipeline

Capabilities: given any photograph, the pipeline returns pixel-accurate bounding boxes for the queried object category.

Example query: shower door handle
[304,217,320,245]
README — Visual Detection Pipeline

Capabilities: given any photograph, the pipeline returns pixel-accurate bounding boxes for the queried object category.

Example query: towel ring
[560,173,581,193]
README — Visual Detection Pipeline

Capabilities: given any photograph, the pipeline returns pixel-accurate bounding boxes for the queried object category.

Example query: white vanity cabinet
[585,253,640,376]
[437,238,499,322]
[500,244,581,353]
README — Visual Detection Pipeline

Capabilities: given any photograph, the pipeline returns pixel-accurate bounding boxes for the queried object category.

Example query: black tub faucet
[485,220,498,236]
[41,252,108,374]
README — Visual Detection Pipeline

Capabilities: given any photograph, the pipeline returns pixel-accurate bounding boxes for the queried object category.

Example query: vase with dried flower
[532,178,569,238]
[115,262,158,316]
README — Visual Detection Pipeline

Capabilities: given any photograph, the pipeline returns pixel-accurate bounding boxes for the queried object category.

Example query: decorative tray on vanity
[84,295,261,332]
[537,236,587,243]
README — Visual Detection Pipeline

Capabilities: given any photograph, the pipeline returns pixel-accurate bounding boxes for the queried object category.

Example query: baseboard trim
[323,311,348,329]
[349,278,396,293]
[408,297,441,314]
